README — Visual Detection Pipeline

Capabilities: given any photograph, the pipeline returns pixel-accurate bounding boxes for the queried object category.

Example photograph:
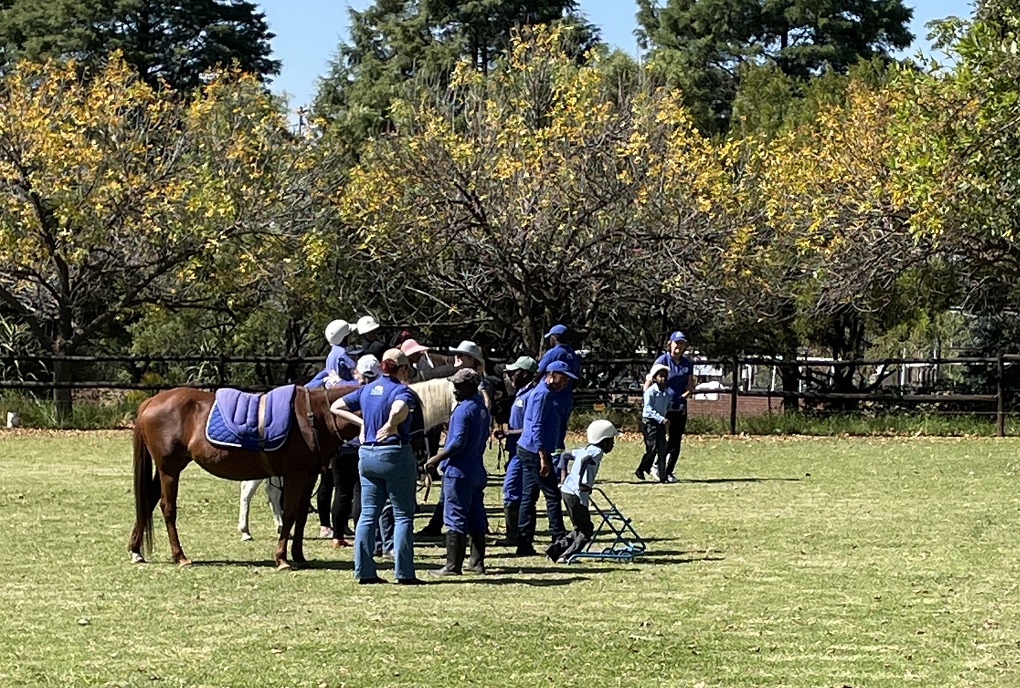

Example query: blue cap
[544,324,568,338]
[669,331,687,342]
[545,360,578,379]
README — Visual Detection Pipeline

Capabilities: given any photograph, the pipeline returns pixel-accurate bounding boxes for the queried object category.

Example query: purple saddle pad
[205,385,296,452]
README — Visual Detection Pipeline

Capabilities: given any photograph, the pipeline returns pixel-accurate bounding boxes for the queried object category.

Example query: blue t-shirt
[518,379,563,455]
[654,353,694,411]
[440,394,490,480]
[341,375,417,444]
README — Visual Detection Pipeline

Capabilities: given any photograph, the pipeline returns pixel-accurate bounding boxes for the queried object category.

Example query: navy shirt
[518,379,563,455]
[306,345,356,388]
[654,353,695,411]
[506,381,537,457]
[341,375,417,444]
[440,394,490,480]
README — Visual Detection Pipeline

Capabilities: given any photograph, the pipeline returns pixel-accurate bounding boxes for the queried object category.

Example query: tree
[0,0,279,91]
[312,0,597,137]
[636,0,913,131]
[335,28,727,355]
[0,56,301,418]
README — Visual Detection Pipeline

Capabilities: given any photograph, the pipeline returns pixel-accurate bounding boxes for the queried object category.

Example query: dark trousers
[547,493,593,561]
[638,420,668,479]
[517,447,567,546]
[331,446,360,537]
[665,409,688,477]
[563,492,593,539]
[316,465,334,528]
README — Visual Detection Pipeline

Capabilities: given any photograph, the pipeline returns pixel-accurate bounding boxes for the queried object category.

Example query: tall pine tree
[636,0,912,132]
[0,0,279,91]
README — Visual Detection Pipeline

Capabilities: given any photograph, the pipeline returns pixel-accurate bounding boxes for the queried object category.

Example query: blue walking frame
[563,487,647,564]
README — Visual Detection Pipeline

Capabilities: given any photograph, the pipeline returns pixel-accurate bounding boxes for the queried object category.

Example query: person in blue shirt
[514,360,574,556]
[306,319,356,389]
[636,363,671,482]
[331,348,424,585]
[493,355,539,547]
[650,330,697,483]
[425,368,491,575]
[537,323,581,464]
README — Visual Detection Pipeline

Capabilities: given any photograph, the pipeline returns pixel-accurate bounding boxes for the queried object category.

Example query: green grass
[2,431,1020,687]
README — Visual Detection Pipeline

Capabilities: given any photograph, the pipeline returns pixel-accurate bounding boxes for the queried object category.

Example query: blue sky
[257,0,975,109]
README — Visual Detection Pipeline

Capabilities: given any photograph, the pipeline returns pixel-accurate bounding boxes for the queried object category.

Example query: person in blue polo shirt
[331,348,425,585]
[425,368,491,575]
[514,360,574,556]
[307,319,356,388]
[651,331,697,483]
[537,323,581,464]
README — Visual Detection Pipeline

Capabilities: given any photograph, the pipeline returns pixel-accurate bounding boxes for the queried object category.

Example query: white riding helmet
[452,340,485,363]
[356,314,380,335]
[587,419,618,445]
[325,319,352,346]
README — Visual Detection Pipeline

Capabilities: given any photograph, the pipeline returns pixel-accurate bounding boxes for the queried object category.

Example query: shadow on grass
[423,575,592,586]
[601,476,802,485]
[628,549,725,566]
[188,559,355,571]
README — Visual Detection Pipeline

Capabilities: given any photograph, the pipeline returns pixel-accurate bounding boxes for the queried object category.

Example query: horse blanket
[205,385,296,452]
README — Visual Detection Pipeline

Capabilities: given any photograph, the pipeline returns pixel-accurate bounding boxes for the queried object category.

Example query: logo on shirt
[369,385,385,396]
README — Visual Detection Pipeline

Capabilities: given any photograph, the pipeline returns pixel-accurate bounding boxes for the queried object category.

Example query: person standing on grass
[649,331,696,483]
[636,364,671,482]
[425,368,491,576]
[493,355,539,547]
[331,348,425,585]
[547,419,618,562]
[515,360,574,556]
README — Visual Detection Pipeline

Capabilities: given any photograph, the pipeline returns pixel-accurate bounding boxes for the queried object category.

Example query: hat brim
[403,345,428,356]
[359,323,380,335]
[453,349,484,361]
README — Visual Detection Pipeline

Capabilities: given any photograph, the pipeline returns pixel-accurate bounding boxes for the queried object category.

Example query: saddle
[205,385,296,452]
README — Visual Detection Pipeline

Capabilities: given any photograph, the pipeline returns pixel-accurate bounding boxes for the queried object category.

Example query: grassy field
[2,431,1020,687]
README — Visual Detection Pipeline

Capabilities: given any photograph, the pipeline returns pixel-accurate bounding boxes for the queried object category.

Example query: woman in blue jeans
[331,348,425,585]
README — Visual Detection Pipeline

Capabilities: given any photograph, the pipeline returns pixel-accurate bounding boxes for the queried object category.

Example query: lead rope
[303,386,324,465]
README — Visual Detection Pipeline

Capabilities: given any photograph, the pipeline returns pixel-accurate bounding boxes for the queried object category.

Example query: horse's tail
[132,423,155,557]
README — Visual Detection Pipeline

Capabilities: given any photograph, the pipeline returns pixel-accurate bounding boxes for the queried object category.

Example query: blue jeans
[355,444,417,580]
[516,447,566,546]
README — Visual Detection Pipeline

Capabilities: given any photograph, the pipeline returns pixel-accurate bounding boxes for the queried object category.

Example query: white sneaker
[666,475,679,483]
[319,526,334,539]
[650,466,660,481]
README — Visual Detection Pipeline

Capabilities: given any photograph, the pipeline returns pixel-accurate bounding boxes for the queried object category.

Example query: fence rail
[2,352,1017,435]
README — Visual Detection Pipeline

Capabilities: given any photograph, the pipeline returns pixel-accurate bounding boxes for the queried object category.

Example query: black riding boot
[432,532,466,576]
[466,531,486,574]
[494,502,520,547]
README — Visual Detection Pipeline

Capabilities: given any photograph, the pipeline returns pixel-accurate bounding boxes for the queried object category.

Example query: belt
[364,439,410,447]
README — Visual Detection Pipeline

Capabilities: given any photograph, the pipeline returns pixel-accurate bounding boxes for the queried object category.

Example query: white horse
[236,378,456,541]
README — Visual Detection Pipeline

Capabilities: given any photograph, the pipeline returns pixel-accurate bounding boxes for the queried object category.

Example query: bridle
[302,385,345,468]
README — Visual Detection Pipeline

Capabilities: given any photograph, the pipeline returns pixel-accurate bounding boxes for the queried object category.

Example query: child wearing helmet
[545,419,619,562]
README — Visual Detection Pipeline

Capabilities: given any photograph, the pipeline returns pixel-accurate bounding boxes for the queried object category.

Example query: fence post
[997,352,1005,438]
[730,353,739,436]
[217,353,227,388]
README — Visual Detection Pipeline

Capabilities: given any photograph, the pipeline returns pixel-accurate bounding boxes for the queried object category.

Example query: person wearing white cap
[546,419,619,562]
[636,363,671,482]
[306,319,356,389]
[355,314,387,360]
[649,330,697,483]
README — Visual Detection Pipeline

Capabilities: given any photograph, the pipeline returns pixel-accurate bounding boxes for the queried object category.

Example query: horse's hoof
[276,562,292,572]
[177,558,193,568]
[130,552,145,564]
[240,532,254,542]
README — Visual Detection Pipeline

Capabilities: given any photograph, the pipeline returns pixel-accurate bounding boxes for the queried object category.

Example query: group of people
[298,316,696,584]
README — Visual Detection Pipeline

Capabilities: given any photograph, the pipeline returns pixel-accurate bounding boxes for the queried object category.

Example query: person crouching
[546,420,619,562]
[425,368,491,575]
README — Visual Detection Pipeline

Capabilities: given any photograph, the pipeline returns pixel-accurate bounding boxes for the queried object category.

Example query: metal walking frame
[563,486,646,564]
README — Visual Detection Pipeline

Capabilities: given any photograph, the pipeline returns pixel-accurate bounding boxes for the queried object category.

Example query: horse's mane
[410,378,455,430]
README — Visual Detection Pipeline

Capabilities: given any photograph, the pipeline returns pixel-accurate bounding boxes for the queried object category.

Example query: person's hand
[425,455,440,470]
[375,423,393,441]
[494,429,506,440]
[539,459,551,477]
[662,418,670,426]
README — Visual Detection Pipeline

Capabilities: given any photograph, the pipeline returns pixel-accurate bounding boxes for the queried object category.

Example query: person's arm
[578,458,596,492]
[685,369,697,397]
[330,397,365,443]
[426,414,466,470]
[306,369,328,388]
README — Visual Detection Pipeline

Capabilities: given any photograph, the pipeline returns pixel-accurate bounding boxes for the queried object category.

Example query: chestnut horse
[128,384,358,570]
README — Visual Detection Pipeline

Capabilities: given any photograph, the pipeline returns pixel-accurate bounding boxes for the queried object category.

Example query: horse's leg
[274,473,300,571]
[266,476,285,534]
[158,470,190,566]
[128,471,161,563]
[290,469,318,566]
[238,479,262,542]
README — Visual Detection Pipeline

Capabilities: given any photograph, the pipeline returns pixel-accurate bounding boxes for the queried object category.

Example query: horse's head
[302,384,361,446]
